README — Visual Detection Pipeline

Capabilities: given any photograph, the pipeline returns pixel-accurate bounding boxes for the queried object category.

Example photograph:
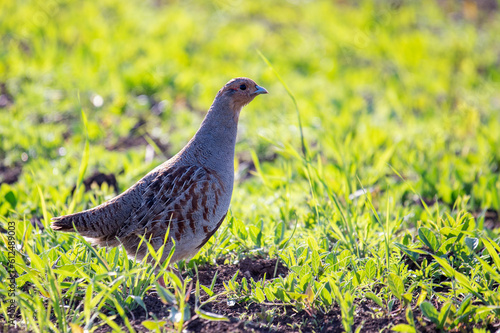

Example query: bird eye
[239,84,247,90]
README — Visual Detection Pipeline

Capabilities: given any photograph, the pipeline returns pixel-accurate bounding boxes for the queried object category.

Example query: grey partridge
[51,78,268,278]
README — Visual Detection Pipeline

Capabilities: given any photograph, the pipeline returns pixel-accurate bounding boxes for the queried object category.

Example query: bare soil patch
[0,82,13,108]
[105,118,170,154]
[71,171,119,195]
[476,208,499,230]
[0,163,22,185]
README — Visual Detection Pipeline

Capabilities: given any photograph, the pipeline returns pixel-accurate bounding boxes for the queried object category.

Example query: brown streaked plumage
[51,78,268,278]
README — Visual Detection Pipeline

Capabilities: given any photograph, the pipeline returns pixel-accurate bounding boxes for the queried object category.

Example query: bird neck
[184,98,240,173]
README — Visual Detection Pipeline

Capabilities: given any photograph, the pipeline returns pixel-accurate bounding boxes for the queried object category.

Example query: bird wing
[116,164,219,241]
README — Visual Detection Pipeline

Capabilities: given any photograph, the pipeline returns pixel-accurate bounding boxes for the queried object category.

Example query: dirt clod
[479,208,499,229]
[71,171,119,194]
[0,83,13,108]
[0,164,22,185]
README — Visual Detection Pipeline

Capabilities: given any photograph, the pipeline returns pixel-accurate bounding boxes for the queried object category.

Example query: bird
[51,77,268,285]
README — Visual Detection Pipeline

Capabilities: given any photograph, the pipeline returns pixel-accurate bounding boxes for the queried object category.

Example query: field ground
[1,0,500,332]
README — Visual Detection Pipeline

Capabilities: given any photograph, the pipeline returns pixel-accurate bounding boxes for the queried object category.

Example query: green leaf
[127,295,147,313]
[264,286,276,302]
[394,242,427,262]
[464,237,478,251]
[388,273,404,300]
[99,314,122,331]
[420,302,439,324]
[287,291,307,301]
[438,302,452,329]
[248,225,262,247]
[155,283,176,305]
[402,233,412,246]
[405,307,415,327]
[275,288,289,302]
[474,240,500,282]
[365,259,376,280]
[388,299,396,313]
[473,255,500,283]
[200,285,214,297]
[196,308,229,322]
[299,272,312,292]
[482,238,500,269]
[321,285,333,305]
[433,256,478,294]
[456,295,472,316]
[254,287,266,303]
[391,324,416,332]
[142,320,168,330]
[365,292,384,308]
[4,191,17,208]
[436,237,456,255]
[311,249,320,276]
[402,293,412,306]
[418,227,439,252]
[53,264,87,278]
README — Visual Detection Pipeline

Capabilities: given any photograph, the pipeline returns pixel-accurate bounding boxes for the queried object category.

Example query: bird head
[217,77,268,113]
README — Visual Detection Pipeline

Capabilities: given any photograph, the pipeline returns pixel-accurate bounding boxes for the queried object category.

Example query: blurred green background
[1,0,500,228]
[2,0,500,216]
[1,0,500,331]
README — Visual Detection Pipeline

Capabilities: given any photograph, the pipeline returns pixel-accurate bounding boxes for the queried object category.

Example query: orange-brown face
[218,77,268,111]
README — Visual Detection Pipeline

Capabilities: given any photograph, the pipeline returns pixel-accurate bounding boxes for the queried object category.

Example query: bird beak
[254,85,268,95]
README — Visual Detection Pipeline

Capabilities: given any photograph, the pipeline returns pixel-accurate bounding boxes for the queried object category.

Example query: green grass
[1,0,500,332]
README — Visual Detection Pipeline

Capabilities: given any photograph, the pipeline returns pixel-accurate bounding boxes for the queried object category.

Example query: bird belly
[170,192,231,262]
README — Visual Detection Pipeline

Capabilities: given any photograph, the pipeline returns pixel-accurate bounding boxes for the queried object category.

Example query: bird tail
[51,210,120,247]
[50,184,140,245]
[50,215,75,232]
[51,210,99,237]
